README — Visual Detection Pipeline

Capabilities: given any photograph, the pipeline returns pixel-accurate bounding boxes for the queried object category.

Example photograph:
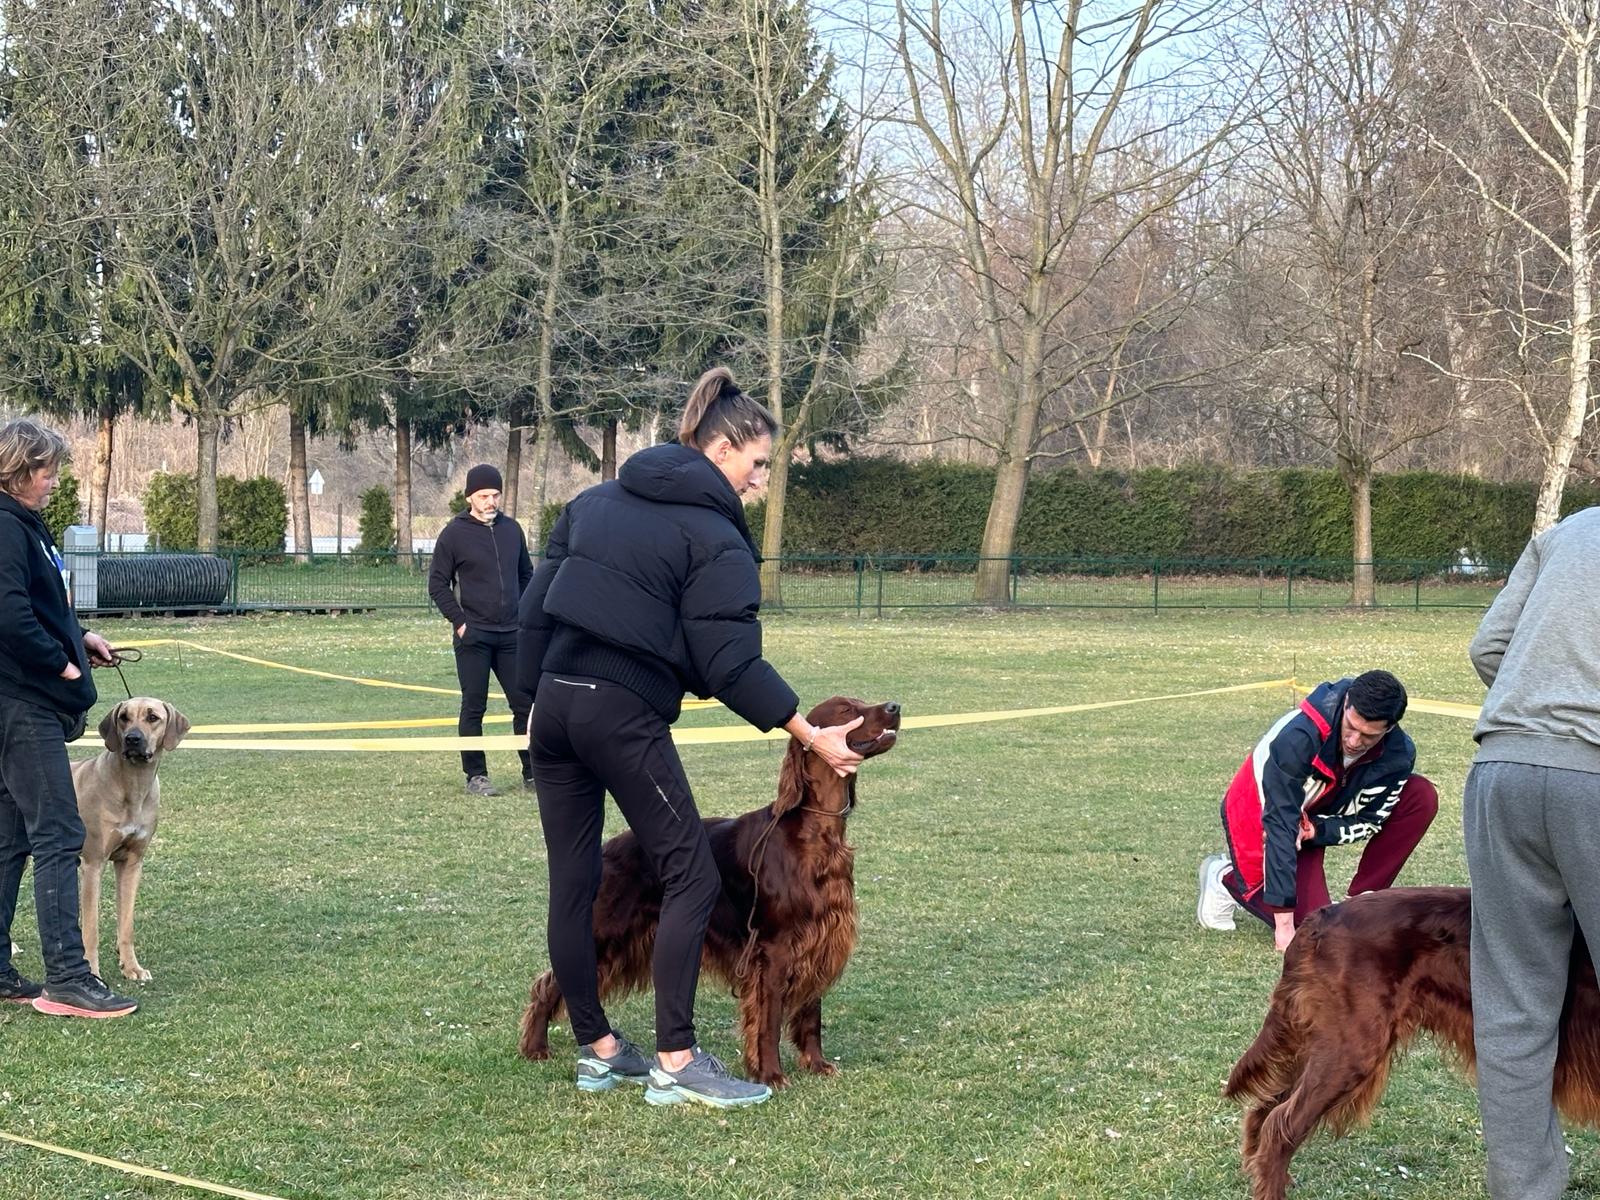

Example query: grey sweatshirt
[1470,505,1600,775]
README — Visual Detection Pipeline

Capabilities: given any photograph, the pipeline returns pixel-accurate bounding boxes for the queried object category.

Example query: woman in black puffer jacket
[517,367,862,1108]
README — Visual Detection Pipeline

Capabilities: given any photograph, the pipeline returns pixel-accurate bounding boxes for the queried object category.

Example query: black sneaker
[0,967,42,1005]
[465,775,499,797]
[32,974,138,1019]
[522,775,537,793]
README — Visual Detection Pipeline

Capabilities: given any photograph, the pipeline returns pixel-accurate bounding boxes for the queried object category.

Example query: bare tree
[887,0,1248,602]
[1429,0,1600,534]
[1237,0,1451,602]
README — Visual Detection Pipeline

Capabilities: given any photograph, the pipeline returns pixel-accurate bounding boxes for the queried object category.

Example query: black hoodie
[428,509,533,633]
[0,492,97,718]
[517,442,798,729]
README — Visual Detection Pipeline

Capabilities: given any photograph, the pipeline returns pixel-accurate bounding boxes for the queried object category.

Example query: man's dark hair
[1348,669,1407,725]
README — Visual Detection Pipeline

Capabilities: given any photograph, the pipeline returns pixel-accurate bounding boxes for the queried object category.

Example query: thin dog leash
[90,646,144,700]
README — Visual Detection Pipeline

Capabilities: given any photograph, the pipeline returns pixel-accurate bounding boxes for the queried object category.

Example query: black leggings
[529,672,719,1052]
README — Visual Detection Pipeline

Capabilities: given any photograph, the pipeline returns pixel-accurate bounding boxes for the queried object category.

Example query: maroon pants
[1226,774,1438,928]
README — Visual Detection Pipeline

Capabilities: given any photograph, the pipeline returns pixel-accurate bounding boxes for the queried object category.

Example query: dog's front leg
[113,857,151,983]
[739,955,789,1088]
[79,857,106,979]
[788,999,838,1076]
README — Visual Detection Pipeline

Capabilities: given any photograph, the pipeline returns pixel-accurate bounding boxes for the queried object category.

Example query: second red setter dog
[519,695,901,1086]
[1225,886,1600,1200]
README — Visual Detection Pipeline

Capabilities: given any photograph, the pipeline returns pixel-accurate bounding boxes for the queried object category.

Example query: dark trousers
[453,627,531,780]
[1228,774,1439,927]
[530,672,719,1053]
[0,695,90,984]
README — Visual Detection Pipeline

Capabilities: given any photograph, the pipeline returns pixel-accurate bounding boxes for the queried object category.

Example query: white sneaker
[1197,851,1238,931]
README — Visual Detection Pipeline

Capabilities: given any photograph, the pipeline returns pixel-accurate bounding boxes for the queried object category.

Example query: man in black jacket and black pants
[428,464,533,796]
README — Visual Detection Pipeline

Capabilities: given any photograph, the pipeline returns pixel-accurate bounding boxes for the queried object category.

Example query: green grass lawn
[0,608,1566,1199]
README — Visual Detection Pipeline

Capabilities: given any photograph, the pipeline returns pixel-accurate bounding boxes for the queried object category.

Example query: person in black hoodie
[518,367,865,1109]
[0,419,138,1018]
[428,464,534,796]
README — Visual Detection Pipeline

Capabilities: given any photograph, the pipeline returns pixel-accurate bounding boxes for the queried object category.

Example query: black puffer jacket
[0,493,96,717]
[517,443,798,729]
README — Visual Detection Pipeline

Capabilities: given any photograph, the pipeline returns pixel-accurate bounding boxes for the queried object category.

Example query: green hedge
[735,461,1598,566]
[143,471,288,556]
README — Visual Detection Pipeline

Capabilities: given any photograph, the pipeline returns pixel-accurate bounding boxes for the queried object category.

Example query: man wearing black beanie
[427,463,533,796]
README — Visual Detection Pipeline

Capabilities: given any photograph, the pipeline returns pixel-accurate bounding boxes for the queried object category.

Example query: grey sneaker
[465,775,499,797]
[1197,851,1239,931]
[644,1046,772,1108]
[576,1030,652,1092]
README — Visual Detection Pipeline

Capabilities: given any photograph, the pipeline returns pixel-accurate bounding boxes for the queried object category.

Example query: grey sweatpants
[1464,759,1600,1200]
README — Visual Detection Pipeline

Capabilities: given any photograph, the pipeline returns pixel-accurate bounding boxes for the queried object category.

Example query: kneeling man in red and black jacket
[1198,670,1437,952]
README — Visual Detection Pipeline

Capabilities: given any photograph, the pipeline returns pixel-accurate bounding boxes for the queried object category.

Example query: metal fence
[72,549,1513,616]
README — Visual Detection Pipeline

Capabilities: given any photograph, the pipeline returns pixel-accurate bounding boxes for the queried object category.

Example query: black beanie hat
[464,464,503,496]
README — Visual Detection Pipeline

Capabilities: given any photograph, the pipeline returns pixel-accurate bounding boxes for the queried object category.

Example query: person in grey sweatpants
[1465,504,1600,1200]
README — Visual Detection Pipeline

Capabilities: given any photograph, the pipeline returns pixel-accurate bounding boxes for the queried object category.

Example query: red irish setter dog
[1225,886,1600,1200]
[519,696,901,1086]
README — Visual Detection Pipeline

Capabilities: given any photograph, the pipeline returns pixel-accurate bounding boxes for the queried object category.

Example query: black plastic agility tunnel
[95,554,233,609]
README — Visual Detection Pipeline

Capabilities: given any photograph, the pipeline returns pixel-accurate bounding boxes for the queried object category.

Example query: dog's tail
[1224,992,1301,1105]
[518,970,566,1062]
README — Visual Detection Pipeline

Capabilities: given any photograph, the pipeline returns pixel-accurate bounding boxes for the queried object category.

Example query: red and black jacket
[1221,678,1416,911]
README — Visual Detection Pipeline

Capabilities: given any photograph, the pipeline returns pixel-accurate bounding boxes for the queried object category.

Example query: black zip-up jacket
[517,442,799,729]
[0,492,97,717]
[428,510,533,633]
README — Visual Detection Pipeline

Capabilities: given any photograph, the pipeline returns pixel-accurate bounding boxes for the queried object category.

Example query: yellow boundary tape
[178,678,1303,752]
[0,1129,289,1200]
[1288,680,1481,722]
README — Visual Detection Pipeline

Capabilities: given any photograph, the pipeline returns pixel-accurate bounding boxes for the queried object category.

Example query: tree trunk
[504,399,524,518]
[760,450,790,608]
[288,406,311,563]
[976,452,1027,604]
[758,62,787,606]
[974,321,1046,604]
[1536,46,1594,535]
[195,400,222,552]
[531,425,554,546]
[601,418,618,481]
[395,414,414,568]
[1349,466,1375,607]
[91,405,113,548]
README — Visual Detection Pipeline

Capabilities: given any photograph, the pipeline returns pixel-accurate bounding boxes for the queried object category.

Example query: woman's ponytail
[678,367,779,450]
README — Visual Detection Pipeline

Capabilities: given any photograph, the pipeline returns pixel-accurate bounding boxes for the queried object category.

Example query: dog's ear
[98,704,123,753]
[160,702,191,750]
[771,737,810,818]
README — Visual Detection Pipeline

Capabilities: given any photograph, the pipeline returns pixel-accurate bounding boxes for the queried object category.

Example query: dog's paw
[802,1059,840,1078]
[121,963,152,984]
[757,1070,790,1090]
